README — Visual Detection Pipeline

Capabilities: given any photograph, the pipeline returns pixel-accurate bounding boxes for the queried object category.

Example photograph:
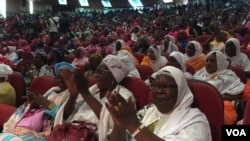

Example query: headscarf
[207,51,228,72]
[0,63,13,80]
[148,45,168,71]
[154,66,193,110]
[164,35,175,43]
[225,38,241,56]
[54,61,75,74]
[103,55,129,83]
[169,51,186,72]
[185,40,203,60]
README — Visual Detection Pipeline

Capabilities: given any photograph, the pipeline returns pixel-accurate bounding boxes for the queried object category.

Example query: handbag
[48,121,98,141]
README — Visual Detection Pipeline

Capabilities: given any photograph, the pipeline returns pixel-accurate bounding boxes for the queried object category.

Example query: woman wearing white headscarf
[224,38,250,76]
[160,35,179,53]
[117,50,140,78]
[167,51,192,78]
[54,55,135,141]
[184,40,206,72]
[106,66,211,141]
[193,51,245,124]
[0,64,15,106]
[141,45,168,72]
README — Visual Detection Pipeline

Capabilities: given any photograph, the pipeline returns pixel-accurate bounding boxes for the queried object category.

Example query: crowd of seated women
[0,0,250,140]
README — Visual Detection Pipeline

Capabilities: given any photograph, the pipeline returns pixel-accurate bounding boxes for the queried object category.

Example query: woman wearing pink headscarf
[71,47,89,68]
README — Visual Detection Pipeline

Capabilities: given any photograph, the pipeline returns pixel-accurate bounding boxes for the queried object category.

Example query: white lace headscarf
[103,54,129,83]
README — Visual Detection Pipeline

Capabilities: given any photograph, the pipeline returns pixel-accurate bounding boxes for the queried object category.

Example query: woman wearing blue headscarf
[0,62,74,141]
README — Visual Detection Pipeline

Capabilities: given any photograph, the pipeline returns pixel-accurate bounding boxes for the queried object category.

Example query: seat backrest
[227,66,247,84]
[135,65,153,81]
[8,71,26,107]
[120,77,150,110]
[243,99,250,124]
[188,79,224,141]
[0,103,16,128]
[133,53,146,64]
[195,34,212,44]
[29,76,57,95]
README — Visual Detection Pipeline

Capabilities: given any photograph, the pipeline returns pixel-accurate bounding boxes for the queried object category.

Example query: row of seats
[2,74,225,141]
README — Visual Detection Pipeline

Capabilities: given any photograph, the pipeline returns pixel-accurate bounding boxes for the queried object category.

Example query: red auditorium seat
[135,65,153,81]
[227,66,247,84]
[188,79,224,141]
[8,71,26,107]
[133,53,146,64]
[29,76,57,95]
[120,77,150,110]
[64,54,76,63]
[186,64,195,75]
[0,103,16,129]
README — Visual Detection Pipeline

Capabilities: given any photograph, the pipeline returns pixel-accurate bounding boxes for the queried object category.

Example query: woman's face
[147,48,157,60]
[94,63,114,91]
[166,56,182,70]
[33,53,44,68]
[150,75,178,113]
[186,43,196,57]
[54,70,67,91]
[205,53,217,74]
[225,41,236,57]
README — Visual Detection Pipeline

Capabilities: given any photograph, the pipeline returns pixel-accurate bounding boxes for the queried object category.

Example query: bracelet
[131,124,145,138]
[48,103,55,110]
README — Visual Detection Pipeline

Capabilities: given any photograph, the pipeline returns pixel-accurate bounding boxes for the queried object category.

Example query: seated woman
[54,55,135,141]
[0,62,75,140]
[71,47,89,68]
[106,66,211,141]
[141,45,168,72]
[32,51,54,77]
[224,37,250,77]
[0,64,16,106]
[193,51,245,124]
[83,53,103,77]
[184,40,206,72]
[117,50,141,78]
[160,35,179,53]
[167,51,193,78]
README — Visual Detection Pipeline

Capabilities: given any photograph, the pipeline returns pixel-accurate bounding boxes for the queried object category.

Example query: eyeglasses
[150,84,177,92]
[95,68,111,75]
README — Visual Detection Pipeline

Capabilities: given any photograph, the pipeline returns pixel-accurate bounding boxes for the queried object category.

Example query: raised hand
[74,69,90,95]
[105,91,139,130]
[60,68,79,96]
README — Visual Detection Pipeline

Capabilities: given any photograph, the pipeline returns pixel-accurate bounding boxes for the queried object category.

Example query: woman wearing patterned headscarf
[184,40,206,72]
[141,45,168,72]
[193,51,245,124]
[54,54,135,141]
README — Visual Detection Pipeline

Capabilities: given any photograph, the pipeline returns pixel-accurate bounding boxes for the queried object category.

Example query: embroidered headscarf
[103,54,129,83]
